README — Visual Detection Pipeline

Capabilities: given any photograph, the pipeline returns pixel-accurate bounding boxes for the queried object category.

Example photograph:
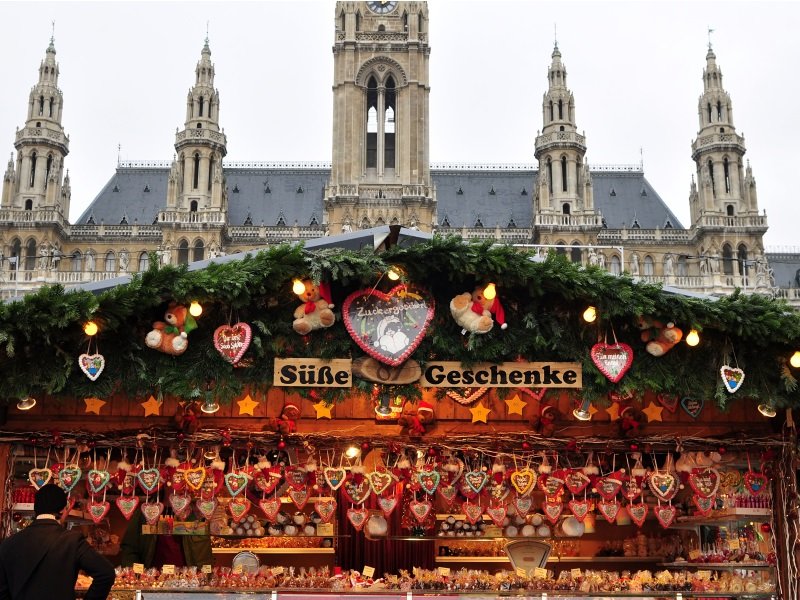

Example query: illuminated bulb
[292,279,307,295]
[345,445,361,459]
[83,321,99,336]
[204,446,220,460]
[483,283,497,300]
[790,351,800,369]
[757,402,777,418]
[189,301,203,317]
[16,397,37,411]
[387,266,402,281]
[582,306,597,323]
[200,399,220,414]
[572,398,592,421]
[686,329,700,347]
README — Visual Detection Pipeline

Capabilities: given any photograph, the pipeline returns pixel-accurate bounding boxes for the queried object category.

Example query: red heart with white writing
[655,504,677,529]
[253,467,281,494]
[409,499,433,524]
[258,498,281,522]
[88,500,111,524]
[284,467,307,491]
[621,477,643,501]
[141,502,164,525]
[538,474,565,498]
[378,495,399,517]
[692,494,715,516]
[564,470,590,495]
[438,484,457,507]
[195,498,217,520]
[347,506,369,531]
[595,474,623,501]
[342,477,371,505]
[116,495,140,520]
[314,498,337,523]
[568,499,590,522]
[591,342,634,383]
[597,500,621,523]
[626,502,648,527]
[649,472,678,502]
[462,502,484,525]
[542,500,563,523]
[137,468,161,494]
[464,470,489,495]
[214,323,252,364]
[657,393,679,413]
[288,487,309,510]
[688,467,720,498]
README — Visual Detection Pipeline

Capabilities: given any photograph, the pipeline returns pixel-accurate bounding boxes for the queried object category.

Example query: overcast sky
[1,1,798,249]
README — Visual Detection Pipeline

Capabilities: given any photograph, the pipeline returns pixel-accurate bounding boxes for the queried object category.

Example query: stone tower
[325,1,435,233]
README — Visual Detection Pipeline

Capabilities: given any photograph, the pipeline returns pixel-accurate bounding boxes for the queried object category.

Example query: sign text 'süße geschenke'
[421,362,582,388]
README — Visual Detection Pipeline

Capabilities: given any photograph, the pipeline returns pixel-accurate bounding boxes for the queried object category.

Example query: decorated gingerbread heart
[597,499,621,523]
[224,472,249,497]
[346,506,369,531]
[513,494,534,518]
[464,470,489,495]
[591,342,634,383]
[287,486,309,510]
[195,498,218,520]
[510,468,536,496]
[58,465,82,494]
[648,471,678,502]
[258,498,281,522]
[323,467,346,491]
[462,502,484,525]
[416,470,440,496]
[253,468,281,494]
[228,496,252,523]
[680,396,704,419]
[378,494,399,517]
[141,501,164,525]
[692,494,715,516]
[369,471,395,496]
[137,468,161,494]
[568,498,590,522]
[654,504,677,529]
[78,353,106,381]
[595,472,624,501]
[688,467,720,498]
[87,500,111,524]
[184,466,206,492]
[542,499,564,523]
[87,469,111,494]
[486,504,507,527]
[115,495,140,520]
[169,494,192,520]
[314,498,337,523]
[626,502,648,527]
[28,468,53,490]
[744,471,768,496]
[437,484,458,508]
[564,470,591,495]
[720,365,745,393]
[409,498,433,524]
[342,476,371,505]
[213,323,252,365]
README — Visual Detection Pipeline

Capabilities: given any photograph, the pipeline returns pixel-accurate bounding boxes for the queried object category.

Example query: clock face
[367,1,398,14]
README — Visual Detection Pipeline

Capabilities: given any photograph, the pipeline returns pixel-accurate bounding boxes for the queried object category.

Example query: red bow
[621,416,640,431]
[470,301,485,316]
[304,301,316,315]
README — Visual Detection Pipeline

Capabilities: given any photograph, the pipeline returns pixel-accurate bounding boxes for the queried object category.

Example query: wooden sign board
[421,362,582,388]
[273,358,352,387]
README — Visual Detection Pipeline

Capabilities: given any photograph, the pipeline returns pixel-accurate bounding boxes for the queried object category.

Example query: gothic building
[1,1,797,304]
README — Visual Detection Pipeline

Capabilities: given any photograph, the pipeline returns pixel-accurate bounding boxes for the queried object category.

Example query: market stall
[0,237,798,599]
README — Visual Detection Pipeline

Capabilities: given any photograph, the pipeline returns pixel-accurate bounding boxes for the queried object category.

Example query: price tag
[232,564,243,575]
[363,565,376,578]
[317,523,334,536]
[132,563,144,574]
[534,567,548,579]
[688,549,701,560]
[437,567,451,577]
[162,564,175,575]
[273,566,285,575]
[571,568,582,578]
[728,538,741,550]
[201,564,212,574]
[515,567,527,577]
[697,570,711,581]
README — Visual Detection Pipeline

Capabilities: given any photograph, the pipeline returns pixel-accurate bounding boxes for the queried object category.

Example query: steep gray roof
[76,164,683,231]
[766,252,800,288]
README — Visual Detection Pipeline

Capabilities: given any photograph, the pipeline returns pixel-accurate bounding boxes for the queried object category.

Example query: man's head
[34,483,67,516]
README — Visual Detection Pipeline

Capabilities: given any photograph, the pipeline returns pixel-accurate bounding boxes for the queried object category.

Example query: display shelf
[434,556,665,564]
[212,547,335,555]
[660,561,774,570]
[213,534,344,539]
[12,502,92,523]
[675,509,772,528]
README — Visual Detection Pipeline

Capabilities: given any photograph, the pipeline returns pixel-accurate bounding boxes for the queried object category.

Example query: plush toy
[450,285,507,334]
[293,279,335,335]
[398,400,436,437]
[173,401,202,434]
[145,302,197,355]
[637,317,683,357]
[619,405,646,438]
[263,400,300,435]
[530,403,560,437]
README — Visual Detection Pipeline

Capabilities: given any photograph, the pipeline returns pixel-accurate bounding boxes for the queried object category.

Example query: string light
[757,402,777,418]
[345,445,361,459]
[200,399,220,414]
[686,329,700,347]
[189,301,203,317]
[387,266,404,281]
[572,398,593,421]
[790,351,800,369]
[582,306,597,323]
[292,279,306,295]
[483,283,497,300]
[83,321,99,336]
[16,397,37,411]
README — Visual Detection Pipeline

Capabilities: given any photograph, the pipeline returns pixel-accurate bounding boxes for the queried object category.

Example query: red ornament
[246,440,255,450]
[718,446,727,455]
[760,523,771,533]
[177,432,185,443]
[521,441,532,451]
[629,443,639,451]
[277,439,287,450]
[361,441,371,452]
[427,447,438,457]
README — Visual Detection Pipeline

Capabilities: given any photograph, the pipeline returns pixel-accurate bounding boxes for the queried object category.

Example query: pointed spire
[48,21,56,54]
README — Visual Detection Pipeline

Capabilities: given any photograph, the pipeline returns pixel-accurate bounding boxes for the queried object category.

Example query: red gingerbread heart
[591,342,634,383]
[213,323,252,364]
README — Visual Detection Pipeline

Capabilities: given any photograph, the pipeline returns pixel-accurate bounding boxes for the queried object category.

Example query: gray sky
[1,1,798,249]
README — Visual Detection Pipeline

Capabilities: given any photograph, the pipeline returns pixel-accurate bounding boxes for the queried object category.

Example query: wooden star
[313,400,333,419]
[606,402,622,421]
[470,401,492,424]
[84,397,106,415]
[141,395,162,417]
[504,394,527,416]
[642,401,664,422]
[237,394,259,416]
[588,403,600,419]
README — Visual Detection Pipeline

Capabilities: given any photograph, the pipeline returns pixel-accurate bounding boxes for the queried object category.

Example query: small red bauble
[277,439,287,450]
[521,441,532,451]
[427,447,438,457]
[361,442,371,452]
[760,523,771,533]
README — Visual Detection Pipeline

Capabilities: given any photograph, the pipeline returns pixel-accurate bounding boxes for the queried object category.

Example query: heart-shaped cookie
[323,467,346,491]
[680,396,704,419]
[28,468,52,490]
[462,502,484,525]
[720,365,745,393]
[115,495,140,520]
[591,342,634,383]
[78,353,106,381]
[346,506,369,531]
[542,500,563,523]
[513,495,533,518]
[87,469,110,494]
[564,470,590,495]
[657,393,679,413]
[287,486,309,510]
[409,499,433,524]
[688,467,720,498]
[621,477,644,501]
[378,494,399,517]
[595,474,623,501]
[538,474,565,498]
[416,470,440,496]
[626,502,648,527]
[195,498,218,520]
[184,466,206,492]
[486,504,507,527]
[438,484,458,507]
[568,498,590,521]
[342,284,435,367]
[597,500,621,523]
[88,500,111,524]
[649,472,678,502]
[510,468,536,496]
[169,494,192,519]
[489,479,510,502]
[744,471,768,496]
[253,468,281,494]
[343,476,372,505]
[137,468,161,494]
[224,472,249,497]
[284,466,308,491]
[213,323,252,365]
[369,471,395,496]
[258,498,281,522]
[692,494,715,516]
[314,498,337,523]
[58,466,82,494]
[228,496,252,523]
[141,502,164,525]
[654,504,677,529]
[464,470,489,495]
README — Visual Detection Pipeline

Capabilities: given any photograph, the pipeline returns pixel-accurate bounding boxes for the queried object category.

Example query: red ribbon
[470,301,484,316]
[304,301,316,315]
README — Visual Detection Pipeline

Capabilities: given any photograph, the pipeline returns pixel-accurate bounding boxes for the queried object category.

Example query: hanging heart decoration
[365,471,392,496]
[169,494,192,520]
[342,284,435,367]
[346,506,369,531]
[195,498,218,520]
[284,467,308,491]
[224,473,249,497]
[597,499,621,523]
[720,365,745,394]
[416,470,441,496]
[137,468,161,494]
[87,469,111,494]
[314,498,337,523]
[626,502,648,527]
[462,502,484,525]
[28,468,53,490]
[542,500,563,523]
[692,494,715,517]
[437,484,458,508]
[654,504,677,529]
[323,467,347,491]
[486,504,507,527]
[342,477,372,505]
[489,479,510,502]
[568,498,590,522]
[258,498,281,522]
[170,469,187,493]
[141,502,164,525]
[184,467,206,492]
[213,323,252,365]
[446,387,489,406]
[253,468,281,494]
[680,396,704,419]
[58,466,82,494]
[538,474,565,498]
[78,353,106,381]
[464,470,489,495]
[649,472,678,502]
[287,486,309,510]
[513,495,533,518]
[590,341,634,383]
[564,470,591,495]
[88,500,111,524]
[228,496,252,523]
[116,495,140,520]
[510,468,536,496]
[409,498,433,524]
[595,473,624,501]
[657,393,680,414]
[621,477,643,501]
[378,494,399,517]
[688,467,720,498]
[744,471,768,496]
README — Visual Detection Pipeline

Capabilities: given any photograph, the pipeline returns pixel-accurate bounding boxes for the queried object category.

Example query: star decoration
[140,395,162,417]
[642,401,664,422]
[606,402,622,421]
[470,401,492,424]
[237,394,259,416]
[588,403,600,419]
[504,394,527,416]
[84,397,106,415]
[313,400,333,419]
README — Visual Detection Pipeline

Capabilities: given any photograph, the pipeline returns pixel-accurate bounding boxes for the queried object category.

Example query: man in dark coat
[0,484,115,600]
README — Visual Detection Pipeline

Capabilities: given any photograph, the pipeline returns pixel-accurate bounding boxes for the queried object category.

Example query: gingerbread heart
[744,471,768,496]
[213,323,252,365]
[287,486,309,510]
[654,504,677,529]
[342,284,435,367]
[510,468,536,496]
[342,477,371,505]
[720,365,745,393]
[591,342,634,383]
[489,479,510,502]
[438,484,458,507]
[323,467,346,491]
[169,494,192,519]
[649,472,678,502]
[369,471,395,496]
[141,502,164,525]
[513,495,533,517]
[621,477,643,501]
[253,468,281,494]
[78,353,105,381]
[195,498,218,520]
[464,470,489,495]
[462,502,484,525]
[416,470,440,496]
[228,496,252,523]
[284,467,308,491]
[184,467,206,492]
[258,498,281,522]
[595,474,623,501]
[115,495,140,520]
[486,504,507,527]
[224,472,249,497]
[170,469,187,493]
[346,506,369,531]
[657,393,679,414]
[688,467,720,498]
[680,396,704,419]
[626,502,648,527]
[314,498,337,523]
[87,469,110,494]
[568,498,590,521]
[88,500,111,524]
[692,494,715,517]
[137,468,161,494]
[542,500,563,523]
[409,499,433,524]
[564,470,590,495]
[28,468,52,490]
[597,500,621,523]
[58,466,82,494]
[378,494,399,517]
[538,474,565,498]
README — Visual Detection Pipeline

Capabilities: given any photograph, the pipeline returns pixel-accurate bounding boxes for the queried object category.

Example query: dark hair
[34,483,67,516]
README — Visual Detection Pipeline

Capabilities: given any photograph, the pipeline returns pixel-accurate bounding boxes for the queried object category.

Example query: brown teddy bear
[637,317,683,357]
[145,302,197,355]
[450,285,507,334]
[262,400,300,435]
[173,401,202,434]
[292,279,335,335]
[530,404,560,436]
[398,400,436,437]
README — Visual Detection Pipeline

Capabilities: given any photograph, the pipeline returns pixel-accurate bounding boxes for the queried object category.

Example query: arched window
[643,255,654,276]
[360,216,371,229]
[722,243,734,275]
[610,255,621,275]
[38,95,44,115]
[29,151,37,187]
[10,239,21,276]
[104,251,116,273]
[49,97,54,117]
[25,239,37,270]
[366,76,378,168]
[554,241,567,256]
[138,252,149,272]
[737,244,748,276]
[208,157,214,191]
[561,156,568,192]
[677,255,688,277]
[726,205,734,216]
[546,158,553,194]
[570,242,582,264]
[562,203,571,215]
[208,98,213,119]
[723,158,731,193]
[549,101,554,122]
[193,240,205,262]
[717,100,723,121]
[384,76,396,169]
[707,103,712,124]
[190,200,198,212]
[71,250,82,272]
[193,153,200,189]
[177,240,189,265]
[24,199,33,211]
[707,159,715,196]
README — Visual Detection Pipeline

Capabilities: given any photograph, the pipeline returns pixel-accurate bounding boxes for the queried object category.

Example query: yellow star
[237,394,259,416]
[313,401,333,419]
[642,401,664,422]
[84,397,106,415]
[470,401,492,424]
[606,402,622,421]
[141,395,162,417]
[504,394,527,416]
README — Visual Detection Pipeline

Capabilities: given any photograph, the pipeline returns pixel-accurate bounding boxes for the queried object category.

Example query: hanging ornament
[342,476,371,505]
[597,499,621,523]
[28,466,52,490]
[626,502,648,527]
[228,496,252,523]
[510,468,537,496]
[314,498,338,523]
[687,467,720,498]
[462,501,484,525]
[437,484,458,508]
[169,494,193,520]
[87,468,111,495]
[568,498,590,522]
[258,498,281,522]
[654,503,677,529]
[84,397,106,415]
[542,499,564,523]
[284,466,308,490]
[416,469,440,496]
[446,387,489,406]
[213,322,252,365]
[145,303,197,356]
[513,494,534,518]
[680,397,704,419]
[486,503,508,527]
[136,468,161,494]
[346,506,369,531]
[657,393,679,414]
[409,498,433,524]
[564,469,591,495]
[115,495,140,520]
[287,486,310,510]
[58,465,82,494]
[87,498,111,524]
[692,494,715,516]
[591,329,633,383]
[195,497,218,520]
[78,353,105,382]
[378,494,400,517]
[720,365,745,393]
[184,466,207,492]
[463,470,489,495]
[141,501,165,525]
[323,467,347,491]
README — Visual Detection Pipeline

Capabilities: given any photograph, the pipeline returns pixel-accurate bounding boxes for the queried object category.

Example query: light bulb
[345,445,361,459]
[582,306,597,323]
[572,399,593,421]
[200,399,220,414]
[189,301,203,317]
[686,329,700,347]
[757,402,776,418]
[83,321,99,336]
[790,351,800,369]
[483,283,497,300]
[204,446,220,460]
[387,266,403,281]
[16,397,37,411]
[292,279,306,295]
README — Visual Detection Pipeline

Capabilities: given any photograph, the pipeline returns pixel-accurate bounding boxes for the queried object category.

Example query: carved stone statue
[664,253,675,277]
[119,250,129,272]
[630,253,640,277]
[86,252,95,273]
[587,245,599,267]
